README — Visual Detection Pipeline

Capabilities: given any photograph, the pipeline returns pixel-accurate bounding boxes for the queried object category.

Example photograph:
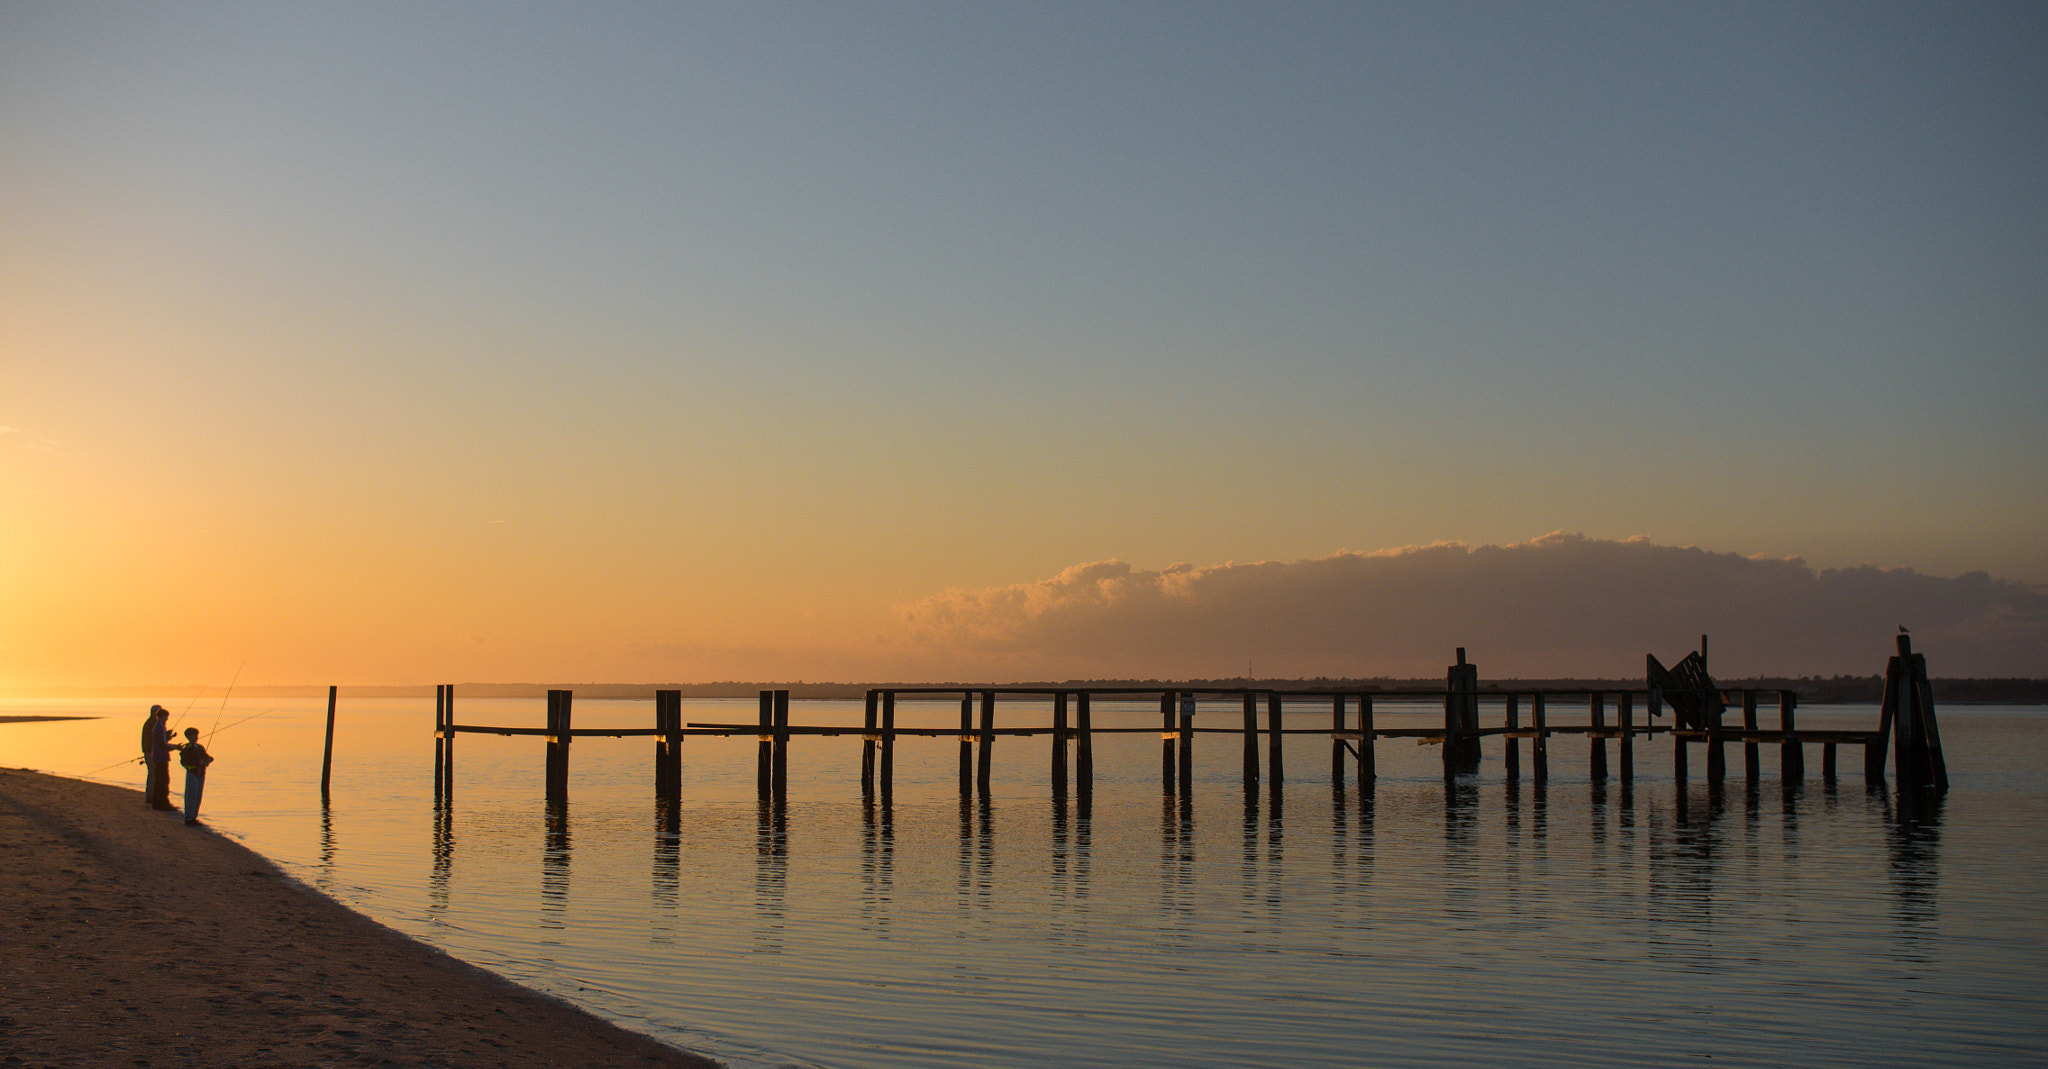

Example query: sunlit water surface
[7,695,2045,1068]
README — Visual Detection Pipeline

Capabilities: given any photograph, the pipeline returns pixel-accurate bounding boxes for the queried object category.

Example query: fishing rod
[76,705,278,780]
[205,660,246,744]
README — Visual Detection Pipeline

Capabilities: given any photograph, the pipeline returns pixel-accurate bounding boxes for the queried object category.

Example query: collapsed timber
[429,636,1949,805]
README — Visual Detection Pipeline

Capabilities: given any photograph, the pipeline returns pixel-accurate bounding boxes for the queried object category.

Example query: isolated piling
[321,685,337,801]
[1531,692,1549,783]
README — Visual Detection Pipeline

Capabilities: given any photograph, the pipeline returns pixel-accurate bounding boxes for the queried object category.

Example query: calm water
[8,695,2046,1068]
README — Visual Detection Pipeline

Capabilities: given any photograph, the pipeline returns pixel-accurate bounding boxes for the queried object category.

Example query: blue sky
[3,3,2043,684]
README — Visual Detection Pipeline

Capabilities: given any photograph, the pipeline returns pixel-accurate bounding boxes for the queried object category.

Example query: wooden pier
[429,644,1943,805]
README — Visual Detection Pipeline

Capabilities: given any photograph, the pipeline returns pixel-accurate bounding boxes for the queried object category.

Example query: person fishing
[140,705,176,810]
[177,726,215,826]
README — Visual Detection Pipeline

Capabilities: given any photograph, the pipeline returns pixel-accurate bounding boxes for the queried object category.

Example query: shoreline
[0,767,723,1069]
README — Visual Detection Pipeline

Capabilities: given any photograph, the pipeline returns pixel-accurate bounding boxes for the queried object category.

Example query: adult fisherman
[140,705,176,810]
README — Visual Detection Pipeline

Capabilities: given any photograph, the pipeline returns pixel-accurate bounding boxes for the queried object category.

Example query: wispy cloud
[901,533,2048,679]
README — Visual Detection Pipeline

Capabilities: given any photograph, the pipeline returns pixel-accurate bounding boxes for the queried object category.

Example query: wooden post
[1871,653,1899,784]
[655,689,682,800]
[1618,692,1633,785]
[1531,692,1549,783]
[1589,692,1608,782]
[958,692,974,797]
[1779,691,1802,782]
[1329,693,1345,787]
[546,689,572,803]
[320,685,337,800]
[433,684,446,799]
[1241,692,1259,789]
[1356,693,1375,785]
[1707,689,1727,783]
[1051,692,1069,799]
[861,690,879,794]
[1267,692,1284,788]
[1160,691,1177,796]
[1743,690,1760,784]
[756,690,772,800]
[441,684,455,799]
[1178,693,1194,792]
[1504,694,1520,782]
[1674,722,1688,782]
[1823,742,1837,783]
[1444,648,1480,777]
[977,690,995,796]
[772,689,790,799]
[1076,691,1094,799]
[881,691,897,797]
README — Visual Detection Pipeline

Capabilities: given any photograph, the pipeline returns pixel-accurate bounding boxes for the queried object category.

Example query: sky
[3,2,2044,689]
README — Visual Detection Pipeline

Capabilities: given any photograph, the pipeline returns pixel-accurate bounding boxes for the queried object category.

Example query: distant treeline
[43,677,2048,704]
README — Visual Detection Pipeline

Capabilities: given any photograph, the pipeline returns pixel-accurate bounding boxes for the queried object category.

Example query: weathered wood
[1330,694,1346,787]
[433,684,447,800]
[1823,741,1837,782]
[1531,693,1549,783]
[321,684,338,801]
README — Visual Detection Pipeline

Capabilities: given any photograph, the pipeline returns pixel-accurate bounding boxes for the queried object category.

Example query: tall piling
[545,689,572,803]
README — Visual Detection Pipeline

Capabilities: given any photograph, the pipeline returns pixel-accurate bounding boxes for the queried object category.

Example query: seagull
[1899,625,1910,634]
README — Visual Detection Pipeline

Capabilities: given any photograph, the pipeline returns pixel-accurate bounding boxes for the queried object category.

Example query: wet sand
[0,767,723,1068]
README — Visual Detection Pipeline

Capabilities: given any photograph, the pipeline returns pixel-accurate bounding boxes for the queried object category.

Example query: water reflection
[1886,789,1945,947]
[860,795,894,934]
[429,800,453,918]
[753,797,787,952]
[652,797,680,945]
[541,800,570,934]
[317,800,337,894]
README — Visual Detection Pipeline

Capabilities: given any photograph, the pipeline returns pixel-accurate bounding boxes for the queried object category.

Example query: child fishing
[177,727,215,826]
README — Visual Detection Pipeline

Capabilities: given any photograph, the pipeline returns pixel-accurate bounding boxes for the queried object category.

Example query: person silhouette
[177,727,214,826]
[140,705,175,810]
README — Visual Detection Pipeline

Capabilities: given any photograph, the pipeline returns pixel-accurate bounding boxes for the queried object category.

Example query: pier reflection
[652,797,680,946]
[1885,788,1945,947]
[541,800,570,932]
[753,796,787,952]
[430,800,453,918]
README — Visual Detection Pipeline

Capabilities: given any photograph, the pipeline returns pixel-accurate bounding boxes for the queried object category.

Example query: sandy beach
[0,766,722,1069]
